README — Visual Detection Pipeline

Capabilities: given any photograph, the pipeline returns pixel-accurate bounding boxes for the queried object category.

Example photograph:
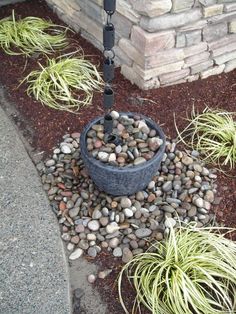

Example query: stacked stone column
[47,0,236,90]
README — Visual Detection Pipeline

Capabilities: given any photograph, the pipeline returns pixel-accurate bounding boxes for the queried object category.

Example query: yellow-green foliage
[22,53,103,113]
[118,225,236,314]
[0,10,68,56]
[176,107,236,170]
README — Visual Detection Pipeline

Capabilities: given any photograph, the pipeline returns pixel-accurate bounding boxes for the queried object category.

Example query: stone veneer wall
[46,0,236,90]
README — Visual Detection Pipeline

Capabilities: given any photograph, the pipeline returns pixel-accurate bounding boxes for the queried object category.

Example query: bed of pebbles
[37,122,217,263]
[86,111,163,167]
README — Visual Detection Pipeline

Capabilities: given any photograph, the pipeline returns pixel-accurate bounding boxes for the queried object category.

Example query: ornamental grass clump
[22,53,103,113]
[175,107,236,170]
[118,225,236,314]
[0,10,68,56]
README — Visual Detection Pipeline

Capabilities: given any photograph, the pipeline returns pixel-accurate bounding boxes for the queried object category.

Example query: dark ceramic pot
[80,113,166,196]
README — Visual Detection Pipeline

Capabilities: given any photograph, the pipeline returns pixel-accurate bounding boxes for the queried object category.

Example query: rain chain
[103,0,116,135]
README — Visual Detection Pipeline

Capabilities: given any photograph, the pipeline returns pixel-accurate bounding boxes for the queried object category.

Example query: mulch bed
[0,1,236,313]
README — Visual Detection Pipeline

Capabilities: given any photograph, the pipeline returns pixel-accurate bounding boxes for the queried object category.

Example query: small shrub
[22,52,103,113]
[118,225,236,314]
[0,10,68,56]
[175,107,236,170]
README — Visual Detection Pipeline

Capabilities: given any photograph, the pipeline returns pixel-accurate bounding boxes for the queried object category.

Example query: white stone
[187,74,199,82]
[200,64,225,79]
[87,220,100,231]
[214,50,236,65]
[67,243,75,251]
[108,153,116,163]
[98,152,109,162]
[123,208,134,218]
[191,60,214,74]
[110,110,119,119]
[87,233,97,241]
[224,58,236,72]
[134,61,184,80]
[159,68,190,84]
[61,144,72,154]
[106,222,120,234]
[69,248,83,260]
[224,3,236,13]
[87,274,96,284]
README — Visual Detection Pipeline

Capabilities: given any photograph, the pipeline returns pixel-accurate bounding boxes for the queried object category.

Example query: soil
[0,1,236,313]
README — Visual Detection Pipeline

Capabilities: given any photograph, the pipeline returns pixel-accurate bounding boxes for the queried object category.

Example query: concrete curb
[0,103,71,314]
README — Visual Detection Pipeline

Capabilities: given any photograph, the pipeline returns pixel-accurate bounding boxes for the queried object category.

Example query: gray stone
[132,0,172,17]
[176,33,186,48]
[186,30,202,46]
[160,69,190,85]
[135,228,152,238]
[214,50,236,65]
[188,206,197,217]
[92,208,102,219]
[199,0,217,6]
[87,247,97,258]
[165,218,177,228]
[191,60,214,74]
[69,207,80,218]
[113,247,123,257]
[162,205,175,213]
[45,159,56,167]
[122,247,133,263]
[193,197,204,208]
[109,237,120,249]
[203,23,228,42]
[225,58,236,72]
[134,157,147,166]
[120,197,132,208]
[200,64,225,79]
[162,181,172,192]
[140,9,202,32]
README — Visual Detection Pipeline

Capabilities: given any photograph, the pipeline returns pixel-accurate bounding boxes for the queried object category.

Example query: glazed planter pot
[80,113,166,196]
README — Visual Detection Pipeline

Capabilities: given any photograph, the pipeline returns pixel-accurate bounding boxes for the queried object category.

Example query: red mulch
[0,1,236,313]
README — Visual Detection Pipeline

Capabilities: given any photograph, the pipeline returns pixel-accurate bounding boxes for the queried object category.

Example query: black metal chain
[103,0,116,134]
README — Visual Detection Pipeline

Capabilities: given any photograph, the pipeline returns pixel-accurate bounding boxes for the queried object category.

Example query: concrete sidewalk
[0,104,71,313]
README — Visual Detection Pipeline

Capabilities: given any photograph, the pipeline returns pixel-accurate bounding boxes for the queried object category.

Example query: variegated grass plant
[118,225,236,314]
[0,10,68,56]
[175,107,236,170]
[22,52,103,113]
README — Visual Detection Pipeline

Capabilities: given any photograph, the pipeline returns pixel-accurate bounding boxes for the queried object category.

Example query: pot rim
[80,112,166,173]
